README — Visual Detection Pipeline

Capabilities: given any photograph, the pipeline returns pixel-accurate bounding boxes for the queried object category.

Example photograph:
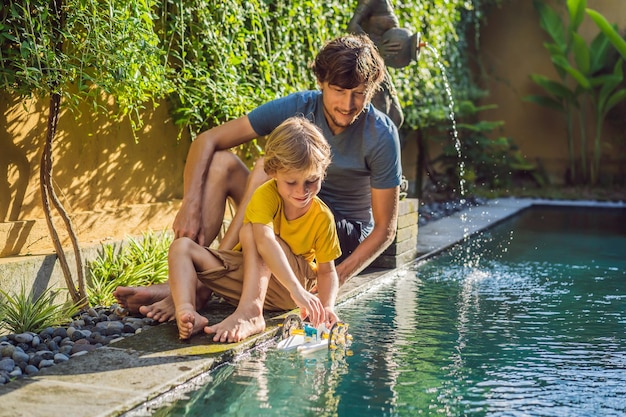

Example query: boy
[169,117,342,341]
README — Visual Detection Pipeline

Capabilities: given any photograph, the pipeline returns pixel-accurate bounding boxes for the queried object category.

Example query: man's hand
[172,201,203,245]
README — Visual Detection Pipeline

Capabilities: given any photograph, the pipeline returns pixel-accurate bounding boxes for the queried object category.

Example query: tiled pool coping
[0,198,623,417]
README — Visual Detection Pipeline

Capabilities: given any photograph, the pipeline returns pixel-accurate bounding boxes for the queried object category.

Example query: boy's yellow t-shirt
[243,179,341,268]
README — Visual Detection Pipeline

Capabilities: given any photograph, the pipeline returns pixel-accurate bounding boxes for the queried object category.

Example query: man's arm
[335,186,399,285]
[173,116,258,243]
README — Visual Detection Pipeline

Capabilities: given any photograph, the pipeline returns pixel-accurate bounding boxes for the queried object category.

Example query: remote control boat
[276,314,351,354]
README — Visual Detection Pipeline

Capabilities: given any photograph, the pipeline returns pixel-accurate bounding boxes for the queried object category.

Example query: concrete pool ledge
[0,197,622,417]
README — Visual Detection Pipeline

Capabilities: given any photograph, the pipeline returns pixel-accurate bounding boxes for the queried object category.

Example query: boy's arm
[336,186,399,285]
[315,261,340,326]
[251,223,326,326]
[173,116,258,245]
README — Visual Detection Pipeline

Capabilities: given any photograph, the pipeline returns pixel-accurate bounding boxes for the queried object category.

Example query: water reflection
[146,207,626,416]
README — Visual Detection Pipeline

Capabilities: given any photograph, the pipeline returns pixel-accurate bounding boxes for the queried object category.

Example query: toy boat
[276,314,350,354]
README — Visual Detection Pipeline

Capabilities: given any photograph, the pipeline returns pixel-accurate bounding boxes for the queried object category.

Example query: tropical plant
[87,231,172,306]
[1,0,171,305]
[525,0,626,184]
[425,98,541,196]
[0,285,80,334]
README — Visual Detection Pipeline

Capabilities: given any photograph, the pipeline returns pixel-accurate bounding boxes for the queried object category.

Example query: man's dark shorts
[334,218,369,264]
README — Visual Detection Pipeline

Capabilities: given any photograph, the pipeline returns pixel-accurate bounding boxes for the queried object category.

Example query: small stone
[53,328,67,338]
[95,321,124,336]
[29,355,42,367]
[70,330,87,342]
[123,323,140,333]
[59,345,73,356]
[11,350,29,364]
[34,350,55,361]
[0,343,16,358]
[25,365,39,375]
[54,353,70,363]
[16,342,30,352]
[13,333,34,344]
[39,327,55,339]
[38,359,55,368]
[0,358,15,372]
[31,335,41,348]
[70,343,97,355]
[46,340,60,352]
[60,337,73,347]
[115,306,129,318]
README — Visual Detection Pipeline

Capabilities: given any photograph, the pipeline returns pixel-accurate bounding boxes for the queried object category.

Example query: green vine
[0,0,171,129]
[1,0,499,144]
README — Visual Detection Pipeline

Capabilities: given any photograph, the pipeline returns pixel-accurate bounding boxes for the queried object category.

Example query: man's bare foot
[114,284,213,323]
[176,307,209,340]
[139,295,176,323]
[204,310,266,343]
[113,284,170,314]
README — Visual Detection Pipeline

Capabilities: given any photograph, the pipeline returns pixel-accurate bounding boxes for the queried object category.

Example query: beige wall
[1,93,189,257]
[475,0,625,184]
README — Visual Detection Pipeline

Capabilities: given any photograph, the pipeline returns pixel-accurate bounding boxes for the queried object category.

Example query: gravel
[0,305,157,385]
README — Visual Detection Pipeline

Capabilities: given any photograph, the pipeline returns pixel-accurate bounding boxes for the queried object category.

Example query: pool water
[150,206,626,416]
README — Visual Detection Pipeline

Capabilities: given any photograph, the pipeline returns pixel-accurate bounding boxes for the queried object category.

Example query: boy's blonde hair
[264,117,331,176]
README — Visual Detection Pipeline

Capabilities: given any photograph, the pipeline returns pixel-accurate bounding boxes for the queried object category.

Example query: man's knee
[210,150,247,176]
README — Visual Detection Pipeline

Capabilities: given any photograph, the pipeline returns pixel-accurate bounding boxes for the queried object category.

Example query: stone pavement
[0,198,538,417]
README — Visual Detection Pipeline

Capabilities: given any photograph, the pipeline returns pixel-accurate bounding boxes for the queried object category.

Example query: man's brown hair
[311,34,385,98]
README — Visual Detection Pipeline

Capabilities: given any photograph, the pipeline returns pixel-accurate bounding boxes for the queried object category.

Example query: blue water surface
[151,205,626,417]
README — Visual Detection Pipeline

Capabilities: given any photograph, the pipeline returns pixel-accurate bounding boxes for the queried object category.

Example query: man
[114,34,402,325]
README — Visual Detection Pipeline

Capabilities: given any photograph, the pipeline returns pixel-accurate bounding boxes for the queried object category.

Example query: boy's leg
[168,237,221,339]
[205,223,270,343]
[114,151,252,316]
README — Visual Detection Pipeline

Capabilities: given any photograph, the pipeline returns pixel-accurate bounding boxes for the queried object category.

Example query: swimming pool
[144,205,626,416]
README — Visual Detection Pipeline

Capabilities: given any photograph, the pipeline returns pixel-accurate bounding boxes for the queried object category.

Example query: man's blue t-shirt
[248,91,402,231]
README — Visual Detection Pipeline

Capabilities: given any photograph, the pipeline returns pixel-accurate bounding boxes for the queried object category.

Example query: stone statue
[348,0,423,128]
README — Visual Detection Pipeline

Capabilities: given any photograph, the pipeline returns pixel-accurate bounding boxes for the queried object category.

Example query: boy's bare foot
[139,296,177,322]
[176,307,209,340]
[204,310,266,343]
[113,284,170,314]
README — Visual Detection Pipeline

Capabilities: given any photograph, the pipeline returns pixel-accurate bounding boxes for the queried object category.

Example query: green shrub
[0,285,79,334]
[87,231,172,307]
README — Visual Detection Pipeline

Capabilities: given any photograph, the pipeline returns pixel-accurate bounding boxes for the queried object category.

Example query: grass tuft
[0,285,80,334]
[87,231,172,307]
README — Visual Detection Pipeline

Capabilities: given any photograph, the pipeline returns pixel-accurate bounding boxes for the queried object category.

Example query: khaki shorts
[197,238,317,311]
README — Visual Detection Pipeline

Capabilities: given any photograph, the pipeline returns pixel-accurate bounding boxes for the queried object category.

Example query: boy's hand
[324,308,339,329]
[292,290,325,327]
